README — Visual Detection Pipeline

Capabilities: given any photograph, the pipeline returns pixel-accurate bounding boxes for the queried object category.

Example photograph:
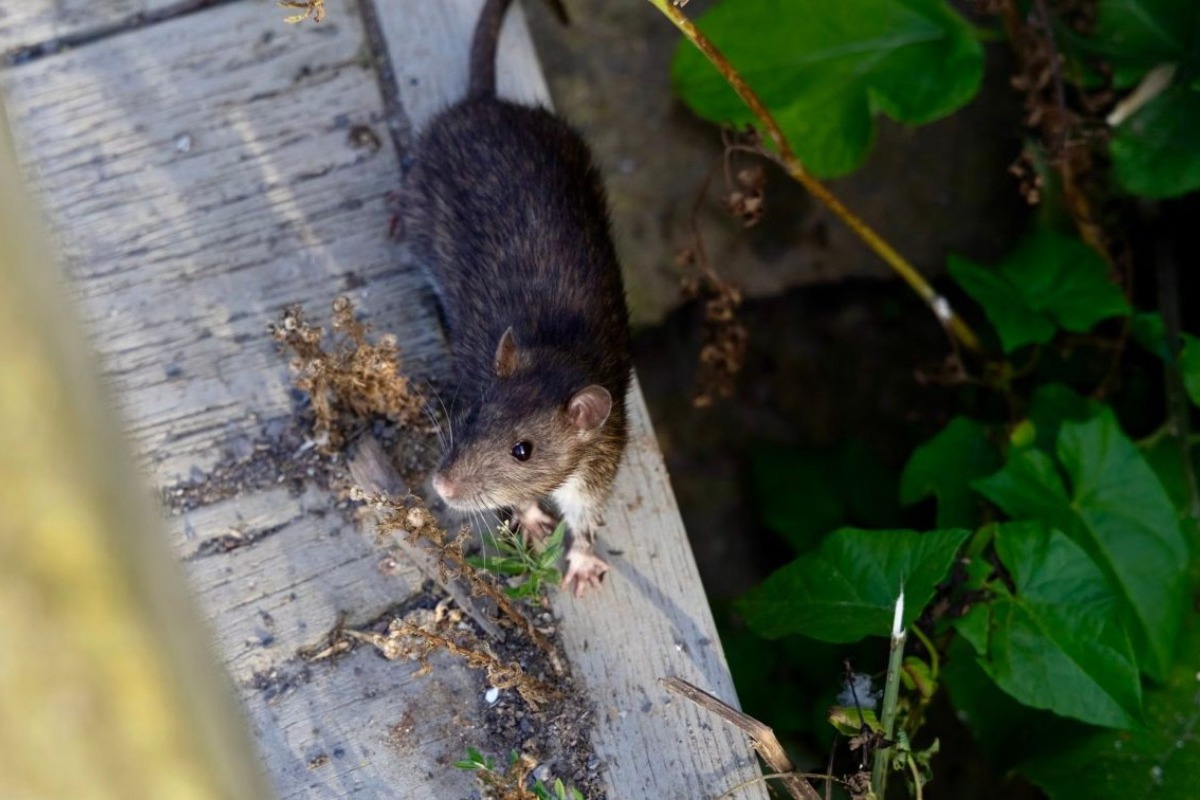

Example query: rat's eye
[511,441,533,461]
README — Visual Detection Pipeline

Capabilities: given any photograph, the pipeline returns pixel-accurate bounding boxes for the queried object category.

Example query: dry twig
[662,677,823,800]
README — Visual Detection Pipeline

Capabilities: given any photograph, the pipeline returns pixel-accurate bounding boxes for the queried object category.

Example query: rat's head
[432,327,613,512]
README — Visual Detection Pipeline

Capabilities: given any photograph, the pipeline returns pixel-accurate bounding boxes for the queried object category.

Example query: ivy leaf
[1018,609,1200,799]
[737,527,969,642]
[899,417,1001,527]
[1112,79,1200,198]
[974,412,1189,680]
[954,522,1142,728]
[948,229,1131,353]
[671,0,983,178]
[1079,0,1199,87]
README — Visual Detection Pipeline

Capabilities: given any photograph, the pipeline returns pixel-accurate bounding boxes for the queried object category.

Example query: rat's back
[402,96,628,390]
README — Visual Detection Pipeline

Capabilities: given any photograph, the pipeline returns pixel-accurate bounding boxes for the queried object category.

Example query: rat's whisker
[421,400,447,451]
[418,379,448,450]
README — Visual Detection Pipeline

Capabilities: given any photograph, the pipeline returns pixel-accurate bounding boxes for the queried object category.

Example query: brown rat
[401,0,631,596]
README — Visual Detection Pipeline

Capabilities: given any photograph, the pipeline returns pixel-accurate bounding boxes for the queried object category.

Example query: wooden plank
[168,487,420,682]
[0,0,180,56]
[1,0,770,796]
[3,0,446,481]
[1,92,270,800]
[1,3,454,796]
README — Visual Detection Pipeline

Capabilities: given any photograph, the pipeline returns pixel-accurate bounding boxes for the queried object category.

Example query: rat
[401,0,631,597]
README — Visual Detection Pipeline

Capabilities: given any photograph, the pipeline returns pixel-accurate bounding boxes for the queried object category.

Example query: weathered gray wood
[0,0,177,54]
[2,0,768,797]
[2,3,452,795]
[4,0,446,481]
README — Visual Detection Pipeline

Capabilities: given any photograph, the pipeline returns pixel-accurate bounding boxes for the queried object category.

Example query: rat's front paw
[515,503,557,543]
[562,551,610,598]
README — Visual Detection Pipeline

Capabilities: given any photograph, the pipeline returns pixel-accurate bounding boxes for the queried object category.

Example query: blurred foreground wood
[0,1,766,796]
[0,102,271,800]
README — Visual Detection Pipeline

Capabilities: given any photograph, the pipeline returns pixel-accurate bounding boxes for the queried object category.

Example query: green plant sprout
[455,748,585,800]
[468,521,568,600]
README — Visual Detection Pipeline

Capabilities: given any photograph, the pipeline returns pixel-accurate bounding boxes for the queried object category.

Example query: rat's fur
[402,0,631,595]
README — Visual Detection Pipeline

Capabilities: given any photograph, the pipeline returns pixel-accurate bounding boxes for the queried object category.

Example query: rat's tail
[467,0,514,100]
[467,0,569,100]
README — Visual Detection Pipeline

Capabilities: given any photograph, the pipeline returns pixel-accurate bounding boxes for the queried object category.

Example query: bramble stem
[645,0,983,354]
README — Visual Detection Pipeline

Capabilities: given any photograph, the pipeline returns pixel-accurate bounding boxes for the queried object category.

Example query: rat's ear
[568,385,612,432]
[494,326,520,377]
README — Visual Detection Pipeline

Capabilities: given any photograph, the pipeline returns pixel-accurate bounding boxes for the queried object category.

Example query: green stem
[872,593,907,799]
[907,753,925,800]
[908,623,938,681]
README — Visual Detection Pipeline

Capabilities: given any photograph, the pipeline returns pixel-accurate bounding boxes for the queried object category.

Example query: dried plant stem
[646,0,982,354]
[662,677,823,800]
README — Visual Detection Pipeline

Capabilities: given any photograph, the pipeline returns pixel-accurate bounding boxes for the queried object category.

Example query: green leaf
[954,522,1142,728]
[1112,79,1200,198]
[1080,0,1199,87]
[999,234,1131,333]
[948,229,1131,353]
[1018,608,1200,799]
[974,412,1189,679]
[900,417,1001,527]
[737,527,970,642]
[1129,313,1200,407]
[829,706,883,736]
[1139,429,1200,517]
[671,0,983,178]
[1131,311,1175,361]
[974,448,1075,531]
[1026,383,1105,452]
[941,636,1073,767]
[948,256,1055,351]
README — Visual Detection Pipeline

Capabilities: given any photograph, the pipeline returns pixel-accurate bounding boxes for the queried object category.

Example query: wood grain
[0,0,173,55]
[1,0,768,796]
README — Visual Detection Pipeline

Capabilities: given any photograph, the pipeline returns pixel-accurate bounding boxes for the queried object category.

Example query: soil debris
[162,414,342,514]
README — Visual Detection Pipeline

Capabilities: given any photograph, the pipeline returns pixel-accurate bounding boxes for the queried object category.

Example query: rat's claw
[562,551,609,597]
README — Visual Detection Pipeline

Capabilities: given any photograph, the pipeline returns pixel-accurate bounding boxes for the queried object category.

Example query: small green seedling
[468,521,567,599]
[454,747,496,773]
[454,748,584,800]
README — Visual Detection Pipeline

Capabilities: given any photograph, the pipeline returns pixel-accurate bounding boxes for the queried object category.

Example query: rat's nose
[432,473,455,501]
